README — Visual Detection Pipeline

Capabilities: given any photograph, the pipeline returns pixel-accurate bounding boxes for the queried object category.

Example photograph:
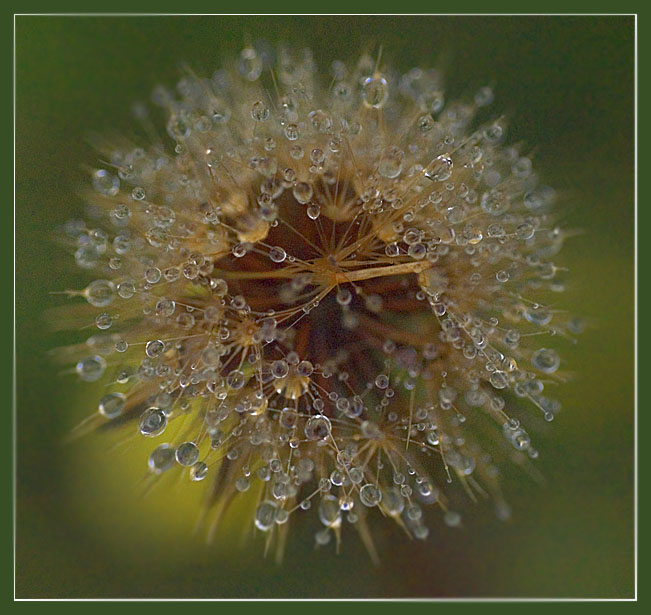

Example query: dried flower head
[54,45,581,562]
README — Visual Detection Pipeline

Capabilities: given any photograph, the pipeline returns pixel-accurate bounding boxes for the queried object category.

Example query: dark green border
[8,4,640,606]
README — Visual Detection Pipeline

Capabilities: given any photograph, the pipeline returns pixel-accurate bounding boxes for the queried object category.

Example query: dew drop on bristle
[98,392,125,418]
[148,444,176,474]
[139,408,167,437]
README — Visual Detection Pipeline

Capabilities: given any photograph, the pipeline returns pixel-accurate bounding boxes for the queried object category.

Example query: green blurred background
[15,15,634,598]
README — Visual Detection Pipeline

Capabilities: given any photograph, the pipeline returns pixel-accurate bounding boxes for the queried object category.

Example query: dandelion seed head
[55,43,581,559]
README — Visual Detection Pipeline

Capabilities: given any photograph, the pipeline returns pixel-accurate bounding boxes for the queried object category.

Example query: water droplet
[359,484,382,507]
[76,356,106,382]
[319,494,341,527]
[271,359,289,379]
[378,146,404,179]
[336,288,352,306]
[145,267,161,284]
[490,371,508,389]
[251,100,269,122]
[84,280,115,307]
[92,169,119,196]
[175,441,199,466]
[362,75,389,108]
[237,47,263,81]
[480,189,510,216]
[308,109,332,133]
[304,415,331,440]
[475,86,494,107]
[95,312,113,330]
[131,186,146,201]
[148,444,175,474]
[307,204,320,219]
[269,246,287,263]
[375,374,389,389]
[145,339,165,358]
[255,501,277,531]
[98,392,126,418]
[284,123,299,141]
[292,182,313,204]
[226,369,247,390]
[425,155,453,182]
[531,348,560,373]
[139,408,167,437]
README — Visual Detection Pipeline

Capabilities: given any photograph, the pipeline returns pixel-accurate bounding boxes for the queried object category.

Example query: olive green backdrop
[15,15,634,598]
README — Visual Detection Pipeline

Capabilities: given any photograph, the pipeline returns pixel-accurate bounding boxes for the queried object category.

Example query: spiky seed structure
[55,45,581,561]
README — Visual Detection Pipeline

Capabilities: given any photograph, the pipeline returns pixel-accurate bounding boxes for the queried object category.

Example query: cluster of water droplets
[55,44,581,560]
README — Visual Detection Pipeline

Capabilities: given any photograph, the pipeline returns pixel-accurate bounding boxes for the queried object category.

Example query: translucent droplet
[336,288,352,306]
[284,123,299,141]
[175,441,199,466]
[408,243,426,260]
[232,243,247,258]
[319,494,341,527]
[95,312,113,330]
[359,483,382,507]
[418,114,435,133]
[307,204,320,219]
[131,186,146,201]
[139,408,167,437]
[211,104,231,124]
[516,222,535,240]
[145,339,165,358]
[378,146,404,179]
[255,501,277,531]
[271,359,289,379]
[525,305,552,326]
[98,392,126,418]
[362,75,389,109]
[481,189,510,216]
[145,267,161,284]
[383,487,405,516]
[444,511,461,527]
[375,374,389,389]
[75,244,99,269]
[92,169,119,196]
[531,348,560,374]
[251,100,269,122]
[490,371,508,389]
[304,415,331,440]
[211,279,228,297]
[310,148,325,165]
[475,86,494,107]
[297,360,313,377]
[237,47,263,81]
[308,109,333,133]
[292,182,313,204]
[76,356,106,382]
[84,280,115,307]
[167,115,190,140]
[156,298,176,318]
[190,462,208,481]
[235,477,250,492]
[425,155,453,182]
[421,90,445,114]
[117,281,135,299]
[226,369,246,390]
[269,246,286,263]
[148,444,176,474]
